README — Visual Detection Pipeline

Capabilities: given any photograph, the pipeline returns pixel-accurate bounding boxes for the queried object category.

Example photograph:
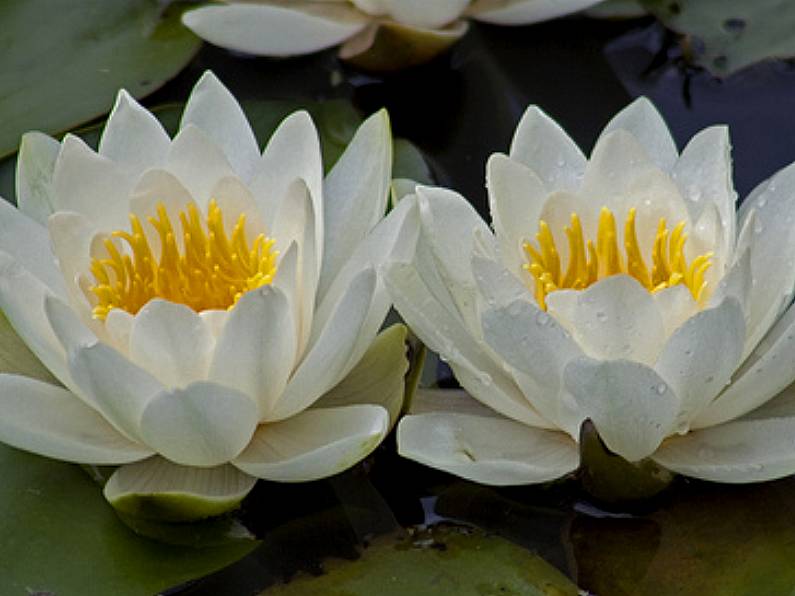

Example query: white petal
[709,247,752,311]
[468,0,605,25]
[0,374,151,464]
[210,175,265,240]
[672,125,736,255]
[268,267,376,421]
[507,105,586,192]
[234,405,388,481]
[654,284,699,337]
[398,412,579,485]
[564,357,680,461]
[182,2,367,57]
[384,260,548,427]
[165,125,235,207]
[653,413,795,483]
[486,153,548,278]
[209,287,296,418]
[546,275,665,364]
[104,309,134,354]
[140,381,258,467]
[104,456,256,521]
[128,168,195,221]
[47,212,97,315]
[654,298,745,430]
[408,388,507,417]
[52,134,132,232]
[180,71,260,182]
[318,109,391,301]
[380,0,468,28]
[16,132,59,226]
[99,90,170,176]
[598,97,678,172]
[128,300,215,388]
[471,253,532,309]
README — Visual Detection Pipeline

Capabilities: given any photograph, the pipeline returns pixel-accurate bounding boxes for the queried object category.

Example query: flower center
[89,200,278,320]
[523,207,713,310]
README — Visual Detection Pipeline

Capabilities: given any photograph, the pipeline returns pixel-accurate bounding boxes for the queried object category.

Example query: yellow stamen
[522,207,712,311]
[89,200,278,320]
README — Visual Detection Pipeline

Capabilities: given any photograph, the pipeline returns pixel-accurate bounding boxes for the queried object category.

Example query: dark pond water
[147,13,795,595]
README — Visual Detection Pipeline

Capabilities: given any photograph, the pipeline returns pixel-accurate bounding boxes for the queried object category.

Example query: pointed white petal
[508,106,586,192]
[318,109,391,301]
[654,284,699,337]
[182,2,367,57]
[235,404,387,482]
[47,212,97,314]
[0,374,151,464]
[128,168,195,221]
[468,0,605,24]
[269,267,376,421]
[180,72,260,182]
[16,132,59,226]
[564,357,680,462]
[104,456,256,521]
[398,412,579,485]
[104,308,133,354]
[165,124,235,207]
[128,300,215,388]
[99,90,170,175]
[209,287,296,418]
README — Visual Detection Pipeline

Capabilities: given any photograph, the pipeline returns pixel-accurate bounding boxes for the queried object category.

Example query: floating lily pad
[641,0,795,75]
[0,0,201,158]
[0,444,257,596]
[263,524,579,595]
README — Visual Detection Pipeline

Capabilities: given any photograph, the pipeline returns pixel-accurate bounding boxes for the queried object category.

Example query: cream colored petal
[379,0,469,28]
[16,132,59,226]
[654,285,699,337]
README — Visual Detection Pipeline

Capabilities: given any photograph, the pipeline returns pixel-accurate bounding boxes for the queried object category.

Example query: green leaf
[263,524,580,595]
[641,0,795,75]
[0,444,257,595]
[0,0,201,158]
[393,138,435,185]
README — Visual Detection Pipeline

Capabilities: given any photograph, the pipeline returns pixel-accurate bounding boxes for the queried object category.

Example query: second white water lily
[389,97,795,485]
[0,71,419,518]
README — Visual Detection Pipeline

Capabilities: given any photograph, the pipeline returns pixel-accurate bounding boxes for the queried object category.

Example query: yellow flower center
[523,207,713,310]
[89,200,278,320]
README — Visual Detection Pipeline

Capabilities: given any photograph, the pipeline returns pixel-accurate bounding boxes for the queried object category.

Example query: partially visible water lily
[388,97,795,487]
[0,71,418,520]
[182,0,605,70]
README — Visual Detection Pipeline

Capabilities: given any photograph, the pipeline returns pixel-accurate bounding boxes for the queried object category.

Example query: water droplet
[476,371,493,386]
[705,375,714,384]
[754,219,764,234]
[757,196,768,209]
[684,349,693,356]
[596,311,608,322]
[556,156,565,168]
[723,17,746,34]
[654,383,668,395]
[689,187,702,202]
[535,311,550,326]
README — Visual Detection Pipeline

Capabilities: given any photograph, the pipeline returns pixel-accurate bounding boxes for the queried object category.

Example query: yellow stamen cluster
[89,200,278,320]
[523,207,713,310]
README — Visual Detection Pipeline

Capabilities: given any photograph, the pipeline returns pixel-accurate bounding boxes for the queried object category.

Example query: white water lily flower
[182,0,604,69]
[388,97,795,486]
[0,71,419,519]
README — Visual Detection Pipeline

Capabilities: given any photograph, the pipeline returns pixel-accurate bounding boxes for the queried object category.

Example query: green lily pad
[0,444,257,595]
[0,0,201,159]
[641,0,795,75]
[263,523,580,595]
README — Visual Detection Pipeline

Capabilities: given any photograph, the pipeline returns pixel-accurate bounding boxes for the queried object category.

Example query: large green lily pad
[0,444,257,595]
[0,0,200,159]
[263,524,579,595]
[641,0,795,75]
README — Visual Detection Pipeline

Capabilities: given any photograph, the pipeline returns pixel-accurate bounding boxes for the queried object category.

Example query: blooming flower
[388,98,795,486]
[0,71,419,519]
[182,0,605,70]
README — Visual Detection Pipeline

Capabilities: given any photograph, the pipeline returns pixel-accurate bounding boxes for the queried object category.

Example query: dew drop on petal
[595,311,608,323]
[654,382,668,395]
[535,311,550,326]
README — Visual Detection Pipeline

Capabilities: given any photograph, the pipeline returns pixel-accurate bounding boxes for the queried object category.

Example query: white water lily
[388,97,795,486]
[182,0,605,69]
[0,71,419,519]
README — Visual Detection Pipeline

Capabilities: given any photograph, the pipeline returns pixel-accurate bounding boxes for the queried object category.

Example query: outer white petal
[209,287,296,419]
[379,0,468,28]
[180,71,260,182]
[507,105,586,192]
[52,134,132,232]
[128,300,215,388]
[398,412,579,485]
[16,131,59,226]
[164,125,235,207]
[268,267,376,421]
[486,153,548,278]
[47,212,97,315]
[598,96,679,173]
[654,298,745,430]
[318,109,391,301]
[546,276,665,364]
[564,357,680,462]
[654,285,699,337]
[234,405,388,482]
[98,90,170,176]
[384,260,549,427]
[140,381,258,467]
[0,374,151,464]
[468,0,602,24]
[182,2,368,57]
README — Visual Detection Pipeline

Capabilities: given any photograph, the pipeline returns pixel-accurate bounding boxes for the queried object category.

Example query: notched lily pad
[641,0,795,75]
